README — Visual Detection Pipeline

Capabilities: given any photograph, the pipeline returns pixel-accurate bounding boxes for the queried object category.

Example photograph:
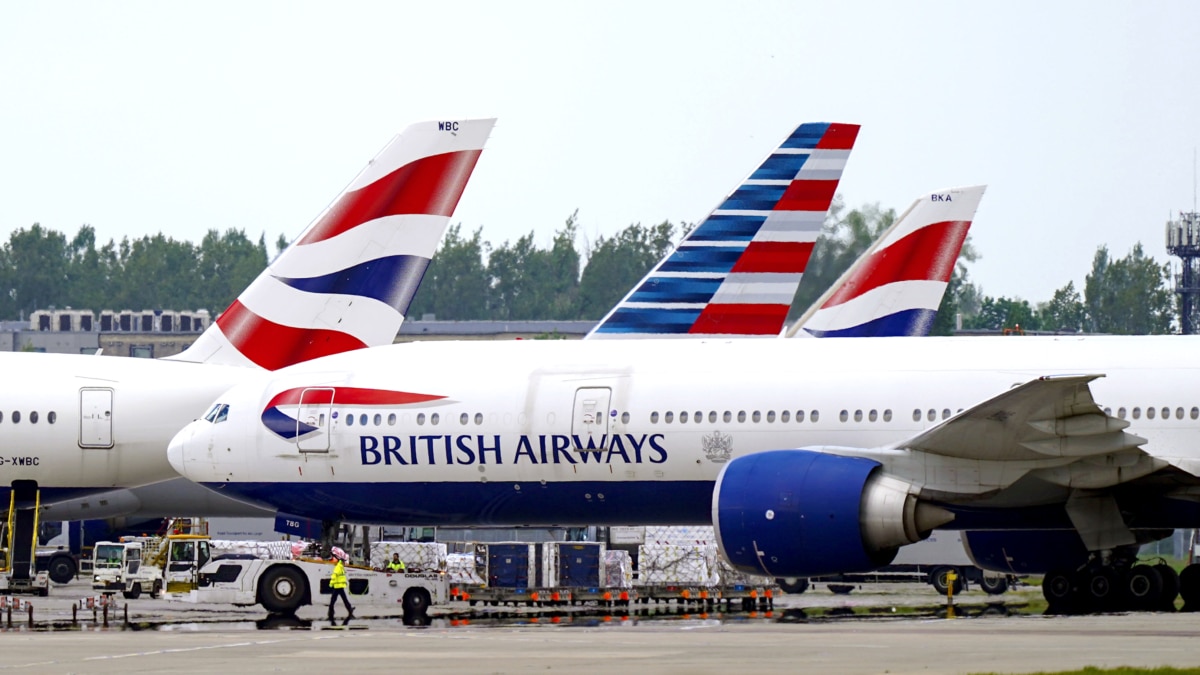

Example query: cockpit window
[203,403,230,424]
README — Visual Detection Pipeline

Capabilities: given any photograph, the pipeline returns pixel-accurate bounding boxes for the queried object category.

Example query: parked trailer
[186,557,447,617]
[784,532,1015,595]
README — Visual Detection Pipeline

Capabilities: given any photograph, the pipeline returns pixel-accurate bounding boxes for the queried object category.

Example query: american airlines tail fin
[171,119,496,369]
[586,122,859,338]
[785,185,985,338]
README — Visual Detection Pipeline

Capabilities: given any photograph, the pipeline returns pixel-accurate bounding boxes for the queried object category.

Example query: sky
[3,1,1200,304]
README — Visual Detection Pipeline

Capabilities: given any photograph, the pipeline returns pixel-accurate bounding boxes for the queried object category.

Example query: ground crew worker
[328,553,354,620]
[386,553,406,573]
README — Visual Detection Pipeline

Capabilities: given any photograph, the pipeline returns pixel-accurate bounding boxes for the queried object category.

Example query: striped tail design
[172,119,496,369]
[794,185,985,338]
[587,122,859,338]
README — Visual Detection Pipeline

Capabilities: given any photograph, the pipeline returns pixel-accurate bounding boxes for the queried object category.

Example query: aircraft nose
[167,423,195,477]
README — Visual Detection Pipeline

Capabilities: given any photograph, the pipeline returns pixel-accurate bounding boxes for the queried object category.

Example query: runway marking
[81,634,346,661]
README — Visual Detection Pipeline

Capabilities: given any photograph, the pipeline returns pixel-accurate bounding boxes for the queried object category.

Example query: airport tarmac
[0,584,1197,674]
[0,581,1195,667]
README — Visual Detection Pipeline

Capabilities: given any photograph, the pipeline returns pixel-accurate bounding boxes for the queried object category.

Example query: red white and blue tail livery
[587,122,859,338]
[790,185,984,338]
[172,119,496,370]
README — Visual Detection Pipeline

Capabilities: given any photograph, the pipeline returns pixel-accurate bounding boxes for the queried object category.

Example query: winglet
[587,122,859,338]
[170,119,496,369]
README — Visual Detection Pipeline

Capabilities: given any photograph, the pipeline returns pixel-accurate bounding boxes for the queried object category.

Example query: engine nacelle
[713,449,953,578]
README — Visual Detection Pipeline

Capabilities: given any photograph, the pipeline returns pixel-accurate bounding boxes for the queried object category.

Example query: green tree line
[0,205,1180,334]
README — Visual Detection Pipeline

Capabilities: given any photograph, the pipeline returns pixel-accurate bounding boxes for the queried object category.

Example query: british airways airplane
[0,119,495,568]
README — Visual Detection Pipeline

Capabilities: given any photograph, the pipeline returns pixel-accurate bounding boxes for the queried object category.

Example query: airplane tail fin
[788,185,985,338]
[170,119,496,369]
[587,122,859,338]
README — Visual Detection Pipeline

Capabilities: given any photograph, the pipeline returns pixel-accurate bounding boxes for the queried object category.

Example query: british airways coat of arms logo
[702,431,732,463]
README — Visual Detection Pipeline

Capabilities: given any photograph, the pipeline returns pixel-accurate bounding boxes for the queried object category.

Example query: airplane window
[30,411,38,424]
[1147,407,1156,420]
[737,411,746,423]
[942,409,951,420]
[680,411,688,423]
[388,413,397,426]
[839,410,848,423]
[854,410,863,423]
[810,410,819,423]
[708,411,717,423]
[1104,407,1112,416]
[346,415,354,427]
[374,414,382,426]
[767,411,775,423]
[0,411,3,423]
[474,413,483,425]
[912,409,921,422]
[1162,407,1170,419]
[795,410,804,423]
[865,410,873,422]
[431,413,440,425]
[883,409,892,422]
[664,412,673,424]
[12,411,19,423]
[651,412,659,423]
[694,411,702,424]
[48,411,56,424]
[622,412,630,424]
[752,411,761,423]
[319,414,325,426]
[213,405,229,423]
[1192,407,1199,420]
[723,411,732,423]
[203,404,222,423]
[1118,407,1127,419]
[1176,407,1184,420]
[417,413,426,425]
[1132,407,1141,419]
[780,410,790,423]
[460,413,469,425]
[926,409,935,422]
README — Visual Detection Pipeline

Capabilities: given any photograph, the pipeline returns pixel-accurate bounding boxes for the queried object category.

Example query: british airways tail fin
[170,118,496,369]
[786,185,985,338]
[586,122,859,339]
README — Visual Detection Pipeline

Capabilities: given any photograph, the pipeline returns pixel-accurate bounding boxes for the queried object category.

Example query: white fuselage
[167,335,1200,527]
[0,352,255,501]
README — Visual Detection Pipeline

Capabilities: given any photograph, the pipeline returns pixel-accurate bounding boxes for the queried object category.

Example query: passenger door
[572,387,612,451]
[79,388,114,449]
[297,387,334,452]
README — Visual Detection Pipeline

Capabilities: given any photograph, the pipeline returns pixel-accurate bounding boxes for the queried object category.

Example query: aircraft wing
[896,374,1147,462]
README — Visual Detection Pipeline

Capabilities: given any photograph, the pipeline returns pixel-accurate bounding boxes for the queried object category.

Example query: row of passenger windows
[332,405,1200,430]
[650,410,828,424]
[341,412,488,427]
[0,411,56,425]
[1105,406,1200,420]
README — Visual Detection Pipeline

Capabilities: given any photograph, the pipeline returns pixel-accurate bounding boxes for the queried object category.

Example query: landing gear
[1045,559,1184,614]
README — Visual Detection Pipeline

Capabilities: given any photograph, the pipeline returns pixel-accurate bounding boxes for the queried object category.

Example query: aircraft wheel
[1179,564,1200,606]
[259,566,307,613]
[1085,567,1120,611]
[1154,564,1179,611]
[1042,568,1079,613]
[1125,565,1163,611]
